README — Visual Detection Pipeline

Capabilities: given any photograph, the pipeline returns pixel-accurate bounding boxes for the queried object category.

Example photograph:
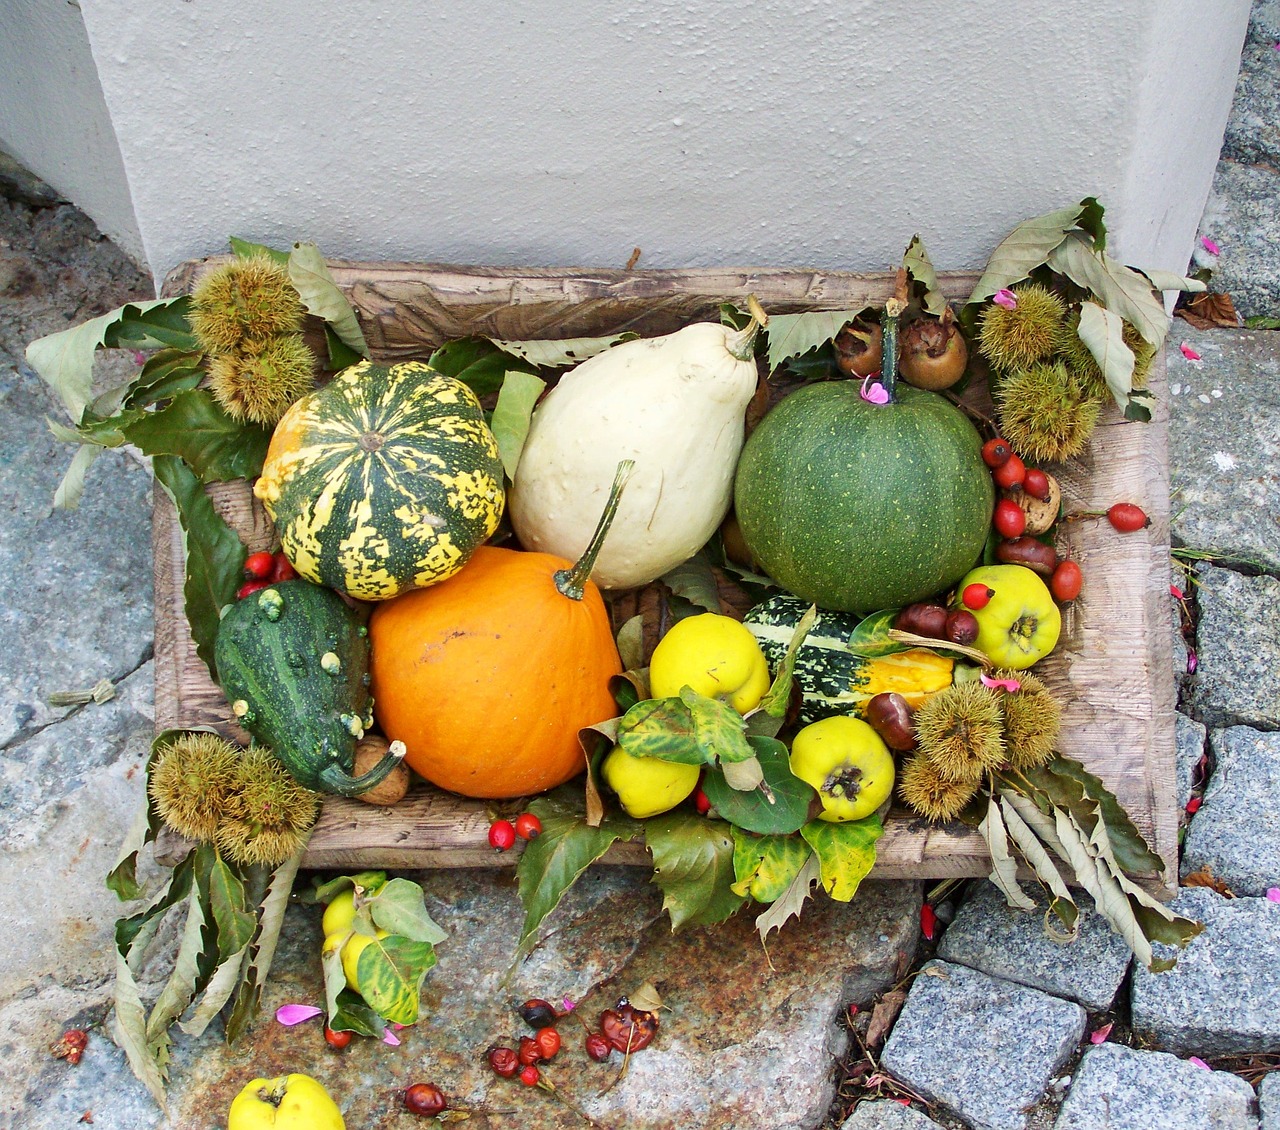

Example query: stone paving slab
[1166,328,1280,575]
[1176,712,1207,810]
[937,881,1131,1012]
[880,960,1085,1130]
[843,1100,947,1129]
[1187,564,1280,731]
[1219,0,1280,172]
[1261,1071,1279,1130]
[1131,887,1280,1057]
[1182,727,1280,896]
[1196,163,1280,320]
[1054,1042,1258,1130]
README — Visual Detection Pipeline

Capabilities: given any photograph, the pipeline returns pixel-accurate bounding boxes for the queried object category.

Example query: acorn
[978,284,1066,372]
[995,360,1103,464]
[912,681,1006,782]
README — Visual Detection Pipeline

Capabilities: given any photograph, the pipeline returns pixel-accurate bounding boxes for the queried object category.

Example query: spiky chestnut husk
[898,753,980,822]
[1058,313,1158,398]
[208,333,316,425]
[996,360,1103,464]
[912,681,1006,782]
[189,255,304,352]
[978,284,1066,372]
[995,669,1061,770]
[214,746,320,867]
[148,732,241,841]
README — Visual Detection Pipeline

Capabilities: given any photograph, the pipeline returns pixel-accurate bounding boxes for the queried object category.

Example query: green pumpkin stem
[725,294,768,361]
[881,299,904,403]
[555,459,635,601]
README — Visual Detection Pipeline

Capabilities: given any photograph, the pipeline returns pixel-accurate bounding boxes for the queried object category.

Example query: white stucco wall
[72,1,1248,286]
[0,0,143,262]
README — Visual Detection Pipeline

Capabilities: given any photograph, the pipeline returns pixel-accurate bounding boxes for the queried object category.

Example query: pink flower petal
[1199,236,1221,256]
[859,374,890,405]
[562,997,577,1013]
[1188,1056,1211,1071]
[275,1004,323,1026]
[1180,342,1202,362]
[1266,888,1280,903]
[1187,650,1198,675]
[382,1028,401,1046]
[1170,584,1185,600]
[981,673,1022,692]
[993,289,1018,310]
[391,1022,408,1030]
[1089,1022,1113,1045]
[132,351,148,366]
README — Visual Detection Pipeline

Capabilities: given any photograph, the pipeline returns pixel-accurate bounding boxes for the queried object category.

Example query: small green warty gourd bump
[341,713,364,739]
[232,699,249,718]
[358,625,368,637]
[258,588,284,621]
[320,652,341,675]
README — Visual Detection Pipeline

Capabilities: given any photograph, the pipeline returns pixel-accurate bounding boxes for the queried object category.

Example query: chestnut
[995,537,1059,577]
[865,692,917,751]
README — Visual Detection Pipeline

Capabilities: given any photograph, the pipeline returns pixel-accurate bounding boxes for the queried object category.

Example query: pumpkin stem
[555,459,635,601]
[881,301,903,402]
[725,294,768,361]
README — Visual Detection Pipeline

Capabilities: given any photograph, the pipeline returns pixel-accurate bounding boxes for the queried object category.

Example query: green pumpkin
[254,360,504,601]
[734,381,993,615]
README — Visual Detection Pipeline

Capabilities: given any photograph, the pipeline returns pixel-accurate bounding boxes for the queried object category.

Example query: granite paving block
[1131,887,1280,1057]
[1196,162,1280,320]
[843,1100,946,1129]
[937,881,1131,1011]
[1054,1042,1258,1130]
[1220,0,1280,170]
[1182,727,1280,896]
[1177,712,1207,810]
[880,960,1085,1130]
[1188,564,1280,731]
[1261,1071,1279,1130]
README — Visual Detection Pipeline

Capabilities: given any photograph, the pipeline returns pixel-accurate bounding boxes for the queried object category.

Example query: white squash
[509,307,765,589]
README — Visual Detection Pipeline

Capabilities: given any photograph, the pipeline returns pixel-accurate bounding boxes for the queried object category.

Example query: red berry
[1186,796,1203,815]
[534,1026,561,1060]
[514,812,543,841]
[403,1083,448,1116]
[962,583,994,611]
[517,1036,542,1065]
[585,1031,612,1062]
[487,1045,519,1078]
[323,1025,352,1050]
[519,999,558,1028]
[270,552,297,582]
[1107,503,1149,533]
[920,903,938,941]
[981,437,1012,468]
[518,1064,540,1087]
[243,551,275,580]
[693,787,711,815]
[1023,468,1051,501]
[993,499,1027,539]
[992,453,1026,491]
[1050,560,1083,603]
[236,580,271,600]
[488,819,517,851]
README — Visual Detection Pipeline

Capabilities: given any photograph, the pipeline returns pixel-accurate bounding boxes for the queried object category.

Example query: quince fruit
[956,564,1060,670]
[789,716,894,822]
[227,1073,344,1130]
[649,613,771,714]
[340,928,389,993]
[601,746,700,819]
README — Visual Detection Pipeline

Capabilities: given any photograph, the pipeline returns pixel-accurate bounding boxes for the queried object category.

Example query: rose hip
[243,551,275,580]
[1107,503,1149,533]
[993,499,1027,539]
[585,1031,612,1061]
[992,453,1026,490]
[1051,560,1083,603]
[1023,468,1051,501]
[981,437,1012,468]
[487,1045,519,1078]
[962,583,994,611]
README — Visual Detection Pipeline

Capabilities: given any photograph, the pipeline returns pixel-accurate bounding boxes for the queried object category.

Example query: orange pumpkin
[368,463,631,799]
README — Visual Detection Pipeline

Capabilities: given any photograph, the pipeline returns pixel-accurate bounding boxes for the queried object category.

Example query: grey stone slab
[1196,161,1280,320]
[1176,712,1207,810]
[1131,887,1280,1057]
[1262,1071,1279,1130]
[843,1101,946,1129]
[1166,328,1280,575]
[880,960,1085,1130]
[1221,1,1280,168]
[1054,1042,1258,1130]
[1188,564,1280,731]
[0,147,64,207]
[937,881,1131,1011]
[1182,727,1280,896]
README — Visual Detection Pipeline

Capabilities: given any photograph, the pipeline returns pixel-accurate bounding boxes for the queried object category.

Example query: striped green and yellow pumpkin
[254,360,504,601]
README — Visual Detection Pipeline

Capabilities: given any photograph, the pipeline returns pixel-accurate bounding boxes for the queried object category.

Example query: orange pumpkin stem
[554,459,635,601]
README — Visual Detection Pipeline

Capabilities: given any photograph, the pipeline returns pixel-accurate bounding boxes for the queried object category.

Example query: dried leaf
[754,852,820,940]
[967,202,1092,305]
[489,332,635,369]
[1047,232,1170,348]
[616,615,645,673]
[1177,291,1239,330]
[865,989,907,1048]
[1140,268,1207,295]
[288,242,369,359]
[903,236,947,316]
[998,793,1078,938]
[1076,301,1135,410]
[979,796,1036,911]
[52,445,102,511]
[661,553,723,614]
[1182,867,1235,897]
[145,885,208,1043]
[179,945,249,1037]
[721,754,765,792]
[112,949,169,1109]
[629,982,664,1013]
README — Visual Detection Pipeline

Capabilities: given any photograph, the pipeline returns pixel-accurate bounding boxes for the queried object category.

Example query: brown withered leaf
[865,989,907,1048]
[1181,866,1235,898]
[1177,291,1239,330]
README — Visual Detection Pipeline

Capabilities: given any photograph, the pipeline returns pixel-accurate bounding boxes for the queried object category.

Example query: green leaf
[145,884,209,1043]
[288,242,369,358]
[328,989,386,1037]
[1244,315,1280,330]
[229,236,290,265]
[320,930,351,1036]
[846,608,908,658]
[489,332,635,369]
[618,697,701,764]
[1040,756,1164,876]
[903,234,947,316]
[152,455,247,680]
[764,309,867,375]
[1076,301,1135,410]
[1075,196,1108,250]
[730,829,814,902]
[356,934,436,1025]
[753,851,820,939]
[660,553,722,614]
[428,337,529,398]
[645,812,745,929]
[967,202,1091,305]
[1047,232,1171,348]
[703,736,815,835]
[308,871,388,905]
[516,792,640,949]
[52,444,101,511]
[123,389,272,483]
[324,324,364,371]
[754,602,816,728]
[491,371,547,480]
[104,298,198,353]
[122,349,206,410]
[1123,396,1153,423]
[681,687,756,765]
[368,877,448,945]
[26,297,191,424]
[208,854,257,960]
[799,815,882,902]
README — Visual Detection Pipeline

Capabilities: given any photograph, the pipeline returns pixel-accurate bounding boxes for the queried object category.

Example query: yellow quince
[649,613,771,714]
